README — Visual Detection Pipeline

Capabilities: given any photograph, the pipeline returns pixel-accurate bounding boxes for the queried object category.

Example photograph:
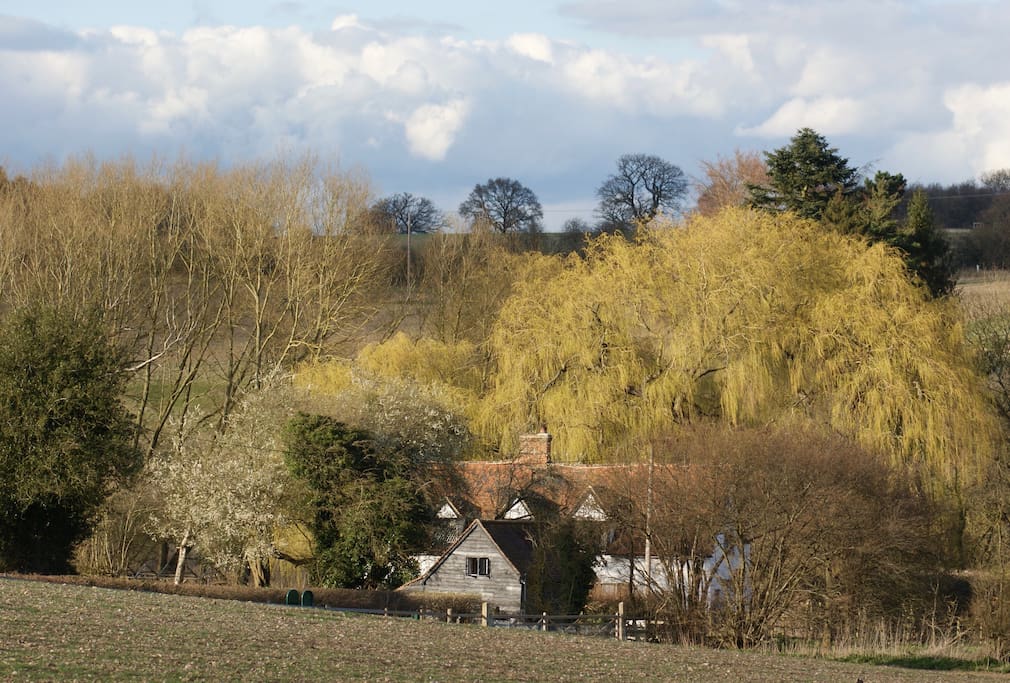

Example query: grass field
[958,269,1010,312]
[1,578,1006,682]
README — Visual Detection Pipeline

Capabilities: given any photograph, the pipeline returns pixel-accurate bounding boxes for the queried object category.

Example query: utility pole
[644,441,654,593]
[405,210,412,288]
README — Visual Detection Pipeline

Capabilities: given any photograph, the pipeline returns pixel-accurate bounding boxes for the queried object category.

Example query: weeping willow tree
[478,207,996,486]
[295,247,563,423]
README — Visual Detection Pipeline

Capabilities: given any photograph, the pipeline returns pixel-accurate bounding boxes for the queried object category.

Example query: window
[466,556,491,577]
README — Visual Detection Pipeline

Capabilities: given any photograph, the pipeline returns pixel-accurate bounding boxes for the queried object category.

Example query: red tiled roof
[451,460,667,520]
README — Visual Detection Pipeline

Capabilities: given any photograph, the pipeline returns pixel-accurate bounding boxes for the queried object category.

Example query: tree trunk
[820,566,834,650]
[174,531,190,585]
[158,542,169,577]
[247,558,271,588]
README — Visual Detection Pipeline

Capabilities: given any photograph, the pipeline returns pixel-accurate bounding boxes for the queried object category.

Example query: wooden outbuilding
[401,519,535,614]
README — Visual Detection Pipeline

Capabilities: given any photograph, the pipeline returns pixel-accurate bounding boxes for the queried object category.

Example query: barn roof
[480,520,536,575]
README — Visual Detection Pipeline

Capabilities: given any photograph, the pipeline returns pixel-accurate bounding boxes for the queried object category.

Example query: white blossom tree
[147,378,302,585]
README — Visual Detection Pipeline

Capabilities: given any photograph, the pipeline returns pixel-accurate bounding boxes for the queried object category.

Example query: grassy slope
[1,578,1004,682]
[958,269,1010,310]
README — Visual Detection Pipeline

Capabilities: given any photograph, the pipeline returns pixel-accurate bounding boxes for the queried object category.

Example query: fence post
[541,612,549,632]
[481,602,490,628]
[446,607,453,624]
[616,601,626,641]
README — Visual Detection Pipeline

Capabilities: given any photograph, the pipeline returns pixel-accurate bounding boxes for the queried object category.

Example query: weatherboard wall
[404,525,524,613]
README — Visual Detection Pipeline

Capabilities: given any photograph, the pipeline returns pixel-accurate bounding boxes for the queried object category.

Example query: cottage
[410,430,740,608]
[401,519,535,613]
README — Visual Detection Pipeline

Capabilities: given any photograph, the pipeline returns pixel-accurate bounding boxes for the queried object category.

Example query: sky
[2,0,1010,228]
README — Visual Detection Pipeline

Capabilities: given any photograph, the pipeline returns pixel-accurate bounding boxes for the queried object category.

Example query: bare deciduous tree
[372,192,443,234]
[623,426,938,648]
[459,177,543,234]
[981,168,1010,193]
[693,150,768,217]
[0,156,393,448]
[597,153,688,230]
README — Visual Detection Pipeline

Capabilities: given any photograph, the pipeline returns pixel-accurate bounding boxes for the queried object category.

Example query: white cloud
[699,33,753,73]
[404,99,470,161]
[887,131,972,185]
[0,15,81,50]
[883,82,1010,184]
[561,49,718,116]
[507,33,554,64]
[108,26,160,47]
[791,47,874,97]
[3,2,1010,206]
[291,37,351,88]
[946,83,1010,138]
[330,14,361,32]
[142,86,209,134]
[360,38,436,93]
[739,97,869,137]
[4,48,88,100]
[945,83,1010,175]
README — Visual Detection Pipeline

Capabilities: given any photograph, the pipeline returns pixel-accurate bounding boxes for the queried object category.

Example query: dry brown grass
[2,576,1005,681]
[957,269,1010,313]
[13,573,480,613]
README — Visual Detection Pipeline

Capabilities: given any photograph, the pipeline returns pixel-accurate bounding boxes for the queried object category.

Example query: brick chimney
[517,426,552,466]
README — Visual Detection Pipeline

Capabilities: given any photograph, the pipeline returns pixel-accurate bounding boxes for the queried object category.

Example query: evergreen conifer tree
[749,128,859,220]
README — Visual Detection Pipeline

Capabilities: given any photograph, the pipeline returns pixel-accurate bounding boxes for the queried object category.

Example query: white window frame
[466,556,491,577]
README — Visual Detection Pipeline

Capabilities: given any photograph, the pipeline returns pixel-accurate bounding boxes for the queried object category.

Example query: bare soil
[1,576,1005,681]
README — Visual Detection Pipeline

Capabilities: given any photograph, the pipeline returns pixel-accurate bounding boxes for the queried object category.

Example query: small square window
[466,556,491,577]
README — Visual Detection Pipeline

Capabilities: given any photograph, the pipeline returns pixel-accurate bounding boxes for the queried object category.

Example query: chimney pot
[518,429,552,465]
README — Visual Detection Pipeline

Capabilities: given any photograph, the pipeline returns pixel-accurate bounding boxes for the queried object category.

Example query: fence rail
[298,599,636,641]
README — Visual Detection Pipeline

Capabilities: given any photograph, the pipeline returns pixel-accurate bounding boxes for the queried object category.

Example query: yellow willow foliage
[293,358,355,395]
[418,234,566,346]
[356,333,484,398]
[479,207,997,485]
[294,333,484,417]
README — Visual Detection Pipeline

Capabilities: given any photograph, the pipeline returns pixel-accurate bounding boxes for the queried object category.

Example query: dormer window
[503,498,533,520]
[573,489,608,521]
[436,500,461,520]
[466,556,491,576]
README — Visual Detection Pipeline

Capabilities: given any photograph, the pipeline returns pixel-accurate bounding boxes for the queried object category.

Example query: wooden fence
[294,599,635,641]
